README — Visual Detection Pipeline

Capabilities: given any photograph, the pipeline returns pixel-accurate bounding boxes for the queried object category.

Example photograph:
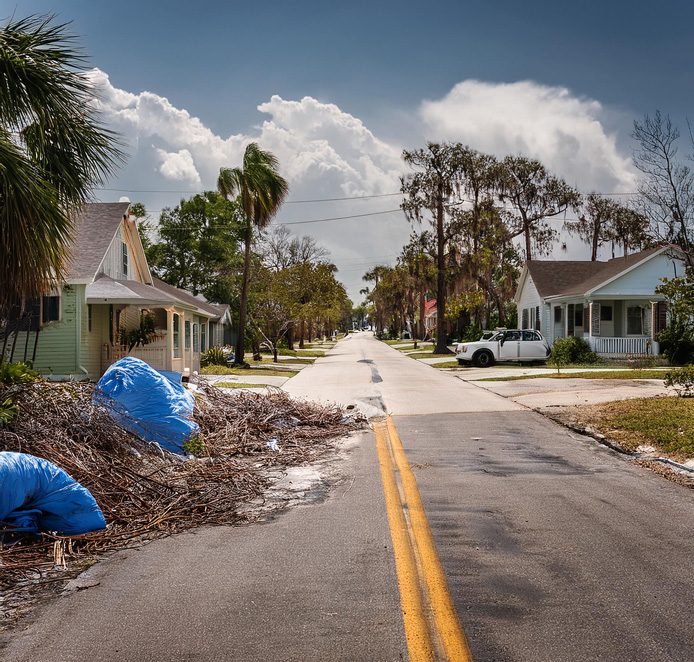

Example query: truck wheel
[474,350,494,367]
[457,358,465,366]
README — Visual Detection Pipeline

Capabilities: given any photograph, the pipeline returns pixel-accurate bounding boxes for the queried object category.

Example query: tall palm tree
[218,143,288,365]
[0,15,121,316]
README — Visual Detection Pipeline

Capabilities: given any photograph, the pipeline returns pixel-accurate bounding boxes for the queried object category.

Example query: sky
[5,0,694,301]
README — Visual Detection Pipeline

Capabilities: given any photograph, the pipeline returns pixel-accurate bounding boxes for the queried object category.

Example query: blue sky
[5,0,694,299]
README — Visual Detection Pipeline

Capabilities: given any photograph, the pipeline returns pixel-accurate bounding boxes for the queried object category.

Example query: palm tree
[218,143,288,365]
[0,15,121,316]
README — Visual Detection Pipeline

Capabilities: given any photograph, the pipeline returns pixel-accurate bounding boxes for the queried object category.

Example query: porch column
[165,308,174,370]
[564,303,569,337]
[586,299,594,350]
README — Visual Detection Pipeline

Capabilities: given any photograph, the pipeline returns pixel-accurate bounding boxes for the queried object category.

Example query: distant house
[4,203,232,379]
[423,299,437,337]
[514,247,685,357]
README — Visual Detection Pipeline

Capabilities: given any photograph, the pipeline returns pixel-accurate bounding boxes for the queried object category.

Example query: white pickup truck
[455,329,551,367]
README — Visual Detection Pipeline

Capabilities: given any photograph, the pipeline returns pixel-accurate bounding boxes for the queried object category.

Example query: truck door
[499,330,520,360]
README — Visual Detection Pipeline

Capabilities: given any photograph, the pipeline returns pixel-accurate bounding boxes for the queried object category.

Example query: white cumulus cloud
[155,148,201,184]
[420,79,637,193]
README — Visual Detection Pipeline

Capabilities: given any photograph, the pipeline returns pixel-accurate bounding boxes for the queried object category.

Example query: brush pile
[0,380,364,624]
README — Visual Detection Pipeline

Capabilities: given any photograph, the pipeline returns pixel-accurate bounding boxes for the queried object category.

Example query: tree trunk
[418,288,425,340]
[435,183,451,354]
[273,345,278,363]
[524,218,533,262]
[591,225,599,261]
[235,219,252,365]
[308,320,313,343]
[286,322,294,350]
[299,319,305,349]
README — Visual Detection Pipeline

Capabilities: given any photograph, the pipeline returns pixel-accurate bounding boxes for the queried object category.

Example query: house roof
[424,299,437,315]
[86,274,179,306]
[525,247,665,298]
[67,202,130,280]
[152,277,225,319]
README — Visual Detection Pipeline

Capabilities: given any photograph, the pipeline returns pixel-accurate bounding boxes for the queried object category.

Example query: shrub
[0,397,18,425]
[658,323,694,365]
[201,346,228,368]
[0,362,40,386]
[664,366,694,397]
[550,337,599,366]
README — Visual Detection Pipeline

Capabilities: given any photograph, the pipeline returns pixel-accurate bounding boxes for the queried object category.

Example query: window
[627,306,643,335]
[600,305,613,322]
[41,294,60,324]
[185,321,191,350]
[504,330,521,341]
[522,330,540,341]
[121,242,129,277]
[173,314,181,358]
[201,323,207,352]
[554,306,562,324]
[193,323,199,352]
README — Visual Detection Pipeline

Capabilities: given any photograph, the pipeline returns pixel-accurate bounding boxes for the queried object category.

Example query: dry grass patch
[571,397,694,460]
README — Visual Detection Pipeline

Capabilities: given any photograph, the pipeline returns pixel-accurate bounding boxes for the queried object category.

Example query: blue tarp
[0,451,106,535]
[93,357,199,454]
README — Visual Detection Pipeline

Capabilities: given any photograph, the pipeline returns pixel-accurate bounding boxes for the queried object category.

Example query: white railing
[108,344,168,370]
[591,336,649,357]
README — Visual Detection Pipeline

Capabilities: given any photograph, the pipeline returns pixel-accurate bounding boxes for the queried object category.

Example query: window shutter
[567,304,575,336]
[656,302,667,335]
[591,303,600,336]
[522,308,528,329]
[535,306,541,331]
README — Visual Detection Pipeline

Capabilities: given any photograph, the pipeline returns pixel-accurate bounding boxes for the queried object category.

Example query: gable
[590,252,684,297]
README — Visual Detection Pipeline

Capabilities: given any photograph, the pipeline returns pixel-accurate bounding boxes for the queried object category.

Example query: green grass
[476,369,673,382]
[588,397,694,459]
[215,382,272,389]
[200,365,298,377]
[434,360,463,369]
[407,352,455,359]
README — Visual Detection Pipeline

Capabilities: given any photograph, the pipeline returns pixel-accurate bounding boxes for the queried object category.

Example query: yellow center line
[374,418,435,661]
[374,416,473,662]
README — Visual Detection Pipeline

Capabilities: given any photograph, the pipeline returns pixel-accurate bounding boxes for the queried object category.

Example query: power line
[94,187,403,203]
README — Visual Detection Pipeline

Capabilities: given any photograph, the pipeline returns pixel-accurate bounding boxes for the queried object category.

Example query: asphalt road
[4,333,694,661]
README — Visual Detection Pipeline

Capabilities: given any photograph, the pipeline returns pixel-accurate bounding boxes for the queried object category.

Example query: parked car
[455,329,550,367]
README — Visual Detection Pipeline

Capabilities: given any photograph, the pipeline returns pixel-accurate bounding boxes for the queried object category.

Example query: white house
[514,247,685,357]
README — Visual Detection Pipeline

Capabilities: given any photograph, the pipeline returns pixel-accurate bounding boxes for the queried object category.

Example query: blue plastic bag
[94,357,199,454]
[0,451,106,535]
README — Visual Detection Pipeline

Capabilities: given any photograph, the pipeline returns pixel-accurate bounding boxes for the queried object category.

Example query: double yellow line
[374,416,472,662]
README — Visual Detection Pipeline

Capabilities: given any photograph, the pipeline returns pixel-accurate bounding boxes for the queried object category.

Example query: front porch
[548,298,666,358]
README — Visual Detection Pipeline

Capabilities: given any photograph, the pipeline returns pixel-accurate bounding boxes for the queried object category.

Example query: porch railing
[591,336,650,357]
[106,344,168,370]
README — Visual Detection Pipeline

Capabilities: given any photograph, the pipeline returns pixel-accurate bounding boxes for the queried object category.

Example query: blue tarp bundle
[93,357,199,454]
[0,451,106,535]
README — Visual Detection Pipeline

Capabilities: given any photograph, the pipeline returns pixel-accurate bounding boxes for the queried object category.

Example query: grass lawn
[407,352,455,359]
[200,365,298,377]
[215,382,272,389]
[585,397,694,459]
[476,369,672,382]
[434,360,462,369]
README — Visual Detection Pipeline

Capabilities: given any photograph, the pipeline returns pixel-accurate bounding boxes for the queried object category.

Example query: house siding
[590,254,681,297]
[19,285,81,376]
[517,273,549,333]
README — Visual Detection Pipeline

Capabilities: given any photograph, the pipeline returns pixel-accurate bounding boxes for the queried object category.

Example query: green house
[4,203,232,380]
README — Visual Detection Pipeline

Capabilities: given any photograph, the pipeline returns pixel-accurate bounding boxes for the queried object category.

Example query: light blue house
[515,247,685,357]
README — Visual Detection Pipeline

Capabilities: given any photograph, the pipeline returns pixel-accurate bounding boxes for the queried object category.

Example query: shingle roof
[67,202,130,280]
[526,247,664,298]
[86,274,179,305]
[151,277,225,319]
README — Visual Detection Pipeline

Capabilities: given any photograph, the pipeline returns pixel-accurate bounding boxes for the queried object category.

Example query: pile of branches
[0,381,363,623]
